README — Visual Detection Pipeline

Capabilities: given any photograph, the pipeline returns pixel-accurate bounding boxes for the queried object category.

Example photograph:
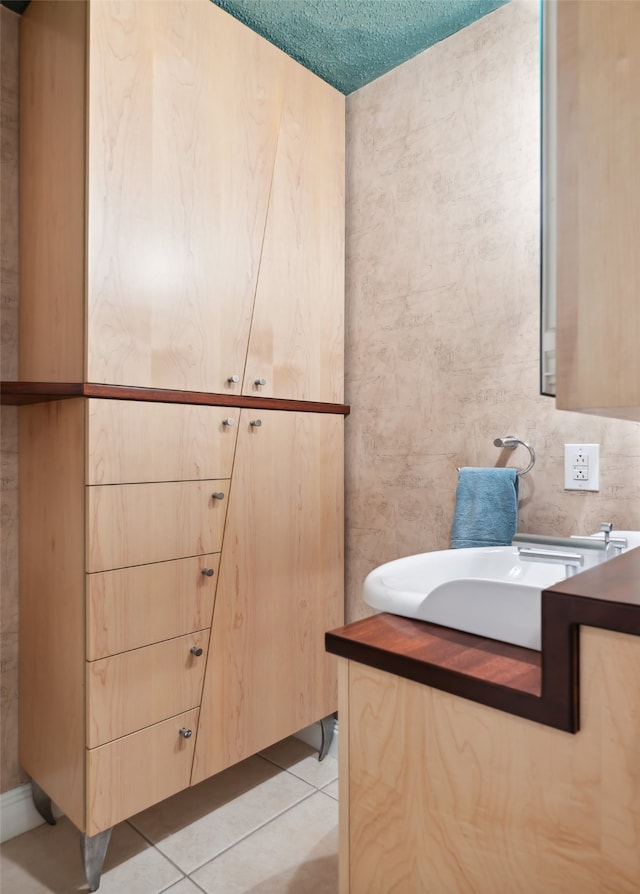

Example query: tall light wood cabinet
[555,0,640,421]
[20,0,344,403]
[15,1,345,889]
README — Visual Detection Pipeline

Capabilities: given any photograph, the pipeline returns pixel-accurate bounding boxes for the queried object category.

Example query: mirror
[540,0,556,397]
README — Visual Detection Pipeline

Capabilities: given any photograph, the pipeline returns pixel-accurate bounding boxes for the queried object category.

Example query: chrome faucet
[513,525,616,579]
[600,522,615,559]
[514,523,629,578]
[516,546,585,578]
[592,522,627,557]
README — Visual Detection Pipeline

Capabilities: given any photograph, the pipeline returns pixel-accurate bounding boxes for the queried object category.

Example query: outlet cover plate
[564,443,600,491]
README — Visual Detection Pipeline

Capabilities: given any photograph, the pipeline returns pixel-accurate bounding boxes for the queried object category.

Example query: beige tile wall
[1,6,25,792]
[2,0,640,792]
[344,0,640,621]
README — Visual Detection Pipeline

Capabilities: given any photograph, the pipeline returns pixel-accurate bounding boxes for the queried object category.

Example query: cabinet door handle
[179,728,193,738]
[190,646,203,657]
[201,567,214,577]
[249,419,262,427]
[254,377,267,386]
[222,417,235,426]
[211,492,225,500]
[227,375,240,384]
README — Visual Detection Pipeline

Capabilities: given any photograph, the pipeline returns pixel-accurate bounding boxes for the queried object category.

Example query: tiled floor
[0,738,338,893]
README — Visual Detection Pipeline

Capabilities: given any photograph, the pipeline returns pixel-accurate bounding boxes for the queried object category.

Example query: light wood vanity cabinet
[337,627,640,892]
[555,0,640,421]
[20,0,344,404]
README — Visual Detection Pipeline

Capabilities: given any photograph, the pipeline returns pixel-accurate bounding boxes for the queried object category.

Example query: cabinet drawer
[87,631,208,748]
[87,554,220,660]
[86,708,199,836]
[87,480,229,572]
[86,400,238,485]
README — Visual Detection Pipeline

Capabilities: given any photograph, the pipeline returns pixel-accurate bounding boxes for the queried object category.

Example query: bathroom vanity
[326,547,640,893]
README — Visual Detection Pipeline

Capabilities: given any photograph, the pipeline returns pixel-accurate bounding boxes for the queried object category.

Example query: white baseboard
[0,783,63,844]
[1,783,46,843]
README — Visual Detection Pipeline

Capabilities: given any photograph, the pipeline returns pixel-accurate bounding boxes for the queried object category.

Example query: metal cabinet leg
[318,713,336,761]
[31,780,56,825]
[80,827,113,892]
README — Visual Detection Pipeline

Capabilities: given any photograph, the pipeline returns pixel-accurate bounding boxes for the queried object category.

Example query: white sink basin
[363,532,640,651]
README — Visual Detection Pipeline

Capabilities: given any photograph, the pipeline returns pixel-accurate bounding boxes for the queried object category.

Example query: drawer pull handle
[250,419,262,428]
[211,492,225,500]
[222,417,235,426]
[201,567,214,577]
[190,646,203,657]
[179,728,193,739]
[254,377,267,386]
[227,375,240,384]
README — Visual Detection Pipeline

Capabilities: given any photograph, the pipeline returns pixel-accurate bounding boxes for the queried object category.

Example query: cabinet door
[87,631,209,747]
[87,708,199,836]
[87,401,238,485]
[555,1,640,419]
[87,480,229,571]
[87,553,220,660]
[192,410,344,783]
[19,0,86,382]
[243,58,345,403]
[86,0,287,392]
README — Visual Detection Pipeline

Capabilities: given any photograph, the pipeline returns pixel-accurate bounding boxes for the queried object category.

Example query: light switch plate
[564,443,600,491]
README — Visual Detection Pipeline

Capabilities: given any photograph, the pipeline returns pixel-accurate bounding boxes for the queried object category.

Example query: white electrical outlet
[564,443,600,491]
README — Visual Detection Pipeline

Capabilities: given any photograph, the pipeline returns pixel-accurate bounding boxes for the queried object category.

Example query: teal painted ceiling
[211,0,510,94]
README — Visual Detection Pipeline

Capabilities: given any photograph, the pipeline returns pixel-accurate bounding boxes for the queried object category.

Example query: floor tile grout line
[185,789,322,878]
[124,752,337,881]
[156,873,191,894]
[256,751,309,775]
[319,776,339,790]
[126,818,193,883]
[256,751,339,790]
[126,782,320,879]
[159,876,208,894]
[175,876,209,894]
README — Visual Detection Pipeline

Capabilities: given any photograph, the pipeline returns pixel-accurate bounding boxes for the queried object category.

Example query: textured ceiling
[1,0,511,96]
[1,0,30,13]
[211,0,510,94]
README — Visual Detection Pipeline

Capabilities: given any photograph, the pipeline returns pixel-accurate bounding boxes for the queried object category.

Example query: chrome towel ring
[493,436,536,475]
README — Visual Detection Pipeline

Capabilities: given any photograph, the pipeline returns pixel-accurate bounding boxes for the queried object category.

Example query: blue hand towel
[450,467,519,549]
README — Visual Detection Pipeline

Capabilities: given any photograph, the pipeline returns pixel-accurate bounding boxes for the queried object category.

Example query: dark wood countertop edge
[325,628,548,725]
[0,381,351,415]
[327,548,640,735]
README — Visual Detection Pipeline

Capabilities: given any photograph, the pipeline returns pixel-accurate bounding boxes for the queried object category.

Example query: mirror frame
[540,0,557,397]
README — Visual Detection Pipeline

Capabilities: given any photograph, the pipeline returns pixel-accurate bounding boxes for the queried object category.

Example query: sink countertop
[326,547,640,733]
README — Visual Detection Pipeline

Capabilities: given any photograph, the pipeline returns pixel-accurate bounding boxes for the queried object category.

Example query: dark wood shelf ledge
[326,547,640,733]
[0,381,350,415]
